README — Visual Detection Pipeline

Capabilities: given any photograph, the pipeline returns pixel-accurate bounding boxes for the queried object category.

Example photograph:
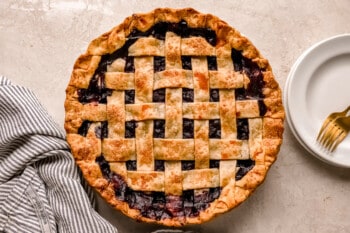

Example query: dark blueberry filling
[243,59,265,100]
[96,156,218,220]
[153,120,165,138]
[184,188,221,217]
[155,160,165,171]
[112,173,128,200]
[126,160,137,170]
[210,89,220,102]
[236,159,255,180]
[125,90,135,104]
[77,23,266,118]
[209,187,221,200]
[181,161,195,170]
[101,121,109,138]
[191,27,216,46]
[148,22,168,40]
[235,87,246,101]
[231,48,267,115]
[78,121,92,137]
[193,191,209,212]
[207,56,217,70]
[231,49,265,99]
[78,73,112,104]
[236,94,266,115]
[182,88,194,102]
[183,190,198,217]
[236,91,266,116]
[78,19,215,105]
[95,121,108,139]
[231,48,244,72]
[125,121,137,138]
[237,118,249,140]
[96,155,112,179]
[153,88,165,102]
[146,20,216,46]
[159,210,172,220]
[95,20,215,78]
[151,192,166,220]
[183,119,194,139]
[209,160,220,169]
[125,56,135,72]
[78,121,108,138]
[181,56,192,70]
[91,40,135,81]
[84,21,263,220]
[209,119,221,139]
[96,154,257,220]
[154,56,166,72]
[258,99,267,116]
[165,195,184,218]
[129,191,154,215]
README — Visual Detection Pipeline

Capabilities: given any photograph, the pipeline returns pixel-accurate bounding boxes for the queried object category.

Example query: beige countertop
[1,1,350,232]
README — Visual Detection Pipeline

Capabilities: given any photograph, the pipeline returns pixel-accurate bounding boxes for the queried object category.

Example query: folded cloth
[0,76,118,233]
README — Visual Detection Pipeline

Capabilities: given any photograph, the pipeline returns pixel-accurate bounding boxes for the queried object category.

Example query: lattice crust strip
[64,7,284,227]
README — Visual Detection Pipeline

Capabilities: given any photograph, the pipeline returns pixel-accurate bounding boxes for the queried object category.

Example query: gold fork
[316,106,350,143]
[318,115,350,152]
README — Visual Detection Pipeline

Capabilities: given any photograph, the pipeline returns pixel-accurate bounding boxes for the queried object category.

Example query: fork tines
[317,107,350,152]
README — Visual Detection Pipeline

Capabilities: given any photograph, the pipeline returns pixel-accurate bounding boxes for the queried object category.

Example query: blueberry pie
[65,8,284,226]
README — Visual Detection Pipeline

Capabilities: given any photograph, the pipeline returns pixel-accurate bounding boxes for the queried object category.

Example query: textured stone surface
[1,1,350,233]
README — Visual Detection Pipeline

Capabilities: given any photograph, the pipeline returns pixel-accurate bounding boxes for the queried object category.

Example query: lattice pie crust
[65,8,284,226]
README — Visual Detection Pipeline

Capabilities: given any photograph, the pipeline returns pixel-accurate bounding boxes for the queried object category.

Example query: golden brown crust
[65,7,284,227]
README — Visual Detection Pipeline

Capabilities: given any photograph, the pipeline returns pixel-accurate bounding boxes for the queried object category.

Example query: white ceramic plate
[285,34,350,167]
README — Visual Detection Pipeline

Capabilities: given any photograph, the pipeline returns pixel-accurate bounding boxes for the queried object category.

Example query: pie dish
[64,8,284,226]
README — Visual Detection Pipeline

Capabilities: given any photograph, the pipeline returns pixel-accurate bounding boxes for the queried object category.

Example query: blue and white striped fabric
[0,76,118,233]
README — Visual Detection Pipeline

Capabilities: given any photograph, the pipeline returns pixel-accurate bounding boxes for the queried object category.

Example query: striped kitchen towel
[0,76,117,233]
